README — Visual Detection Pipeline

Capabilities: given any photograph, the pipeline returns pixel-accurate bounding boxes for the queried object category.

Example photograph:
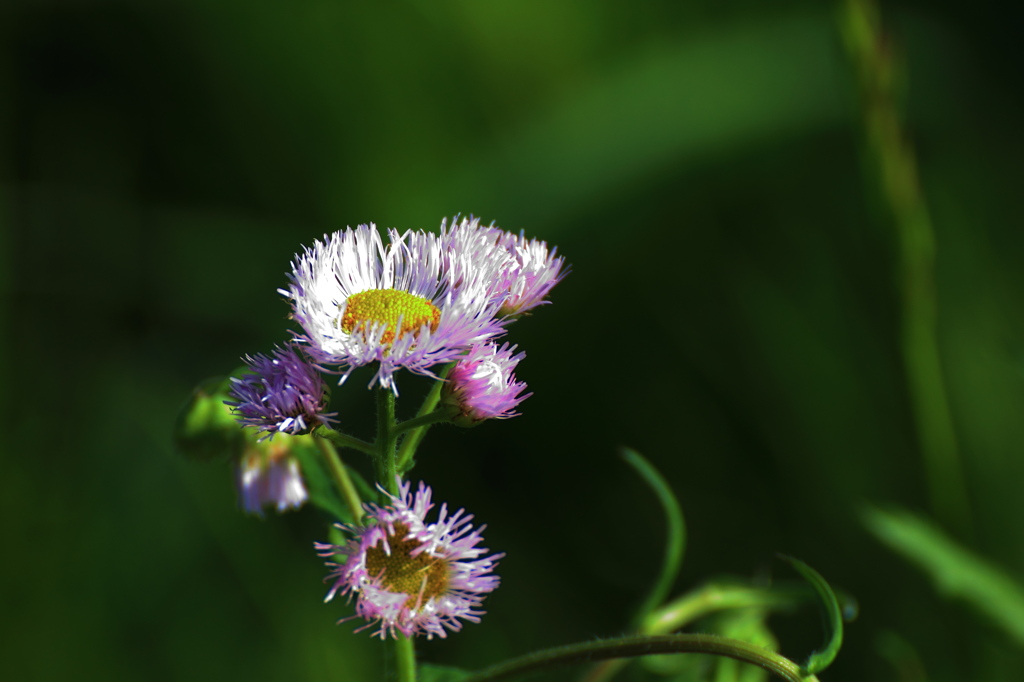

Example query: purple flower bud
[444,342,531,423]
[226,345,334,438]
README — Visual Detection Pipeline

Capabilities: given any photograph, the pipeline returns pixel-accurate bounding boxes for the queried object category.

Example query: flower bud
[443,343,531,426]
[236,434,309,516]
[174,375,250,462]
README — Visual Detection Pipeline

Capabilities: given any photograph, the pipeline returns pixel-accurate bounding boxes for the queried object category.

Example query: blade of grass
[776,555,843,676]
[621,448,686,628]
[864,505,1024,645]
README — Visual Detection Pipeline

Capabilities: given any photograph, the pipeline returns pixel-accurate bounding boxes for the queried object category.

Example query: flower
[316,480,503,640]
[444,342,531,423]
[226,345,334,438]
[282,224,511,392]
[236,437,308,516]
[438,216,568,316]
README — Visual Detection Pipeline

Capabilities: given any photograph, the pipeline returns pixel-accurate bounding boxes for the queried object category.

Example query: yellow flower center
[341,289,441,344]
[365,523,450,603]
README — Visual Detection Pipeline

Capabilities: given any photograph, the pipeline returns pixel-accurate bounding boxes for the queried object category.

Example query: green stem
[394,634,417,682]
[642,584,802,635]
[841,0,972,536]
[312,437,364,524]
[586,584,804,682]
[396,364,454,471]
[375,389,400,497]
[372,389,416,680]
[313,425,374,455]
[393,408,454,437]
[465,634,816,682]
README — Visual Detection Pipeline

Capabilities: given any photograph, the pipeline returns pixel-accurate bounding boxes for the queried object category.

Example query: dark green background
[4,1,1024,680]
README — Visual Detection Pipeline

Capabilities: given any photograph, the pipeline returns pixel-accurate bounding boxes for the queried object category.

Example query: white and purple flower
[282,224,510,393]
[316,480,503,640]
[438,216,568,317]
[444,342,531,423]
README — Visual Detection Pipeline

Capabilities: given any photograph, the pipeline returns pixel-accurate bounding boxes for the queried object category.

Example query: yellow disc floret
[341,289,441,344]
[365,523,450,603]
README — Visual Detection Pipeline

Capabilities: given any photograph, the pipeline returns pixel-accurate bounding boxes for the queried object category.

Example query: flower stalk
[375,388,400,498]
[841,0,972,536]
[313,436,364,524]
[393,407,456,439]
[395,634,417,682]
[313,425,373,455]
[396,363,454,471]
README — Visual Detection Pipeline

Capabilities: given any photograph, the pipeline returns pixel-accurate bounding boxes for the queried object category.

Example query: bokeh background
[4,1,1024,680]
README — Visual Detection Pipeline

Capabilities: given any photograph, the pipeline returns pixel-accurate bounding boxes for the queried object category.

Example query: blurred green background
[4,0,1024,680]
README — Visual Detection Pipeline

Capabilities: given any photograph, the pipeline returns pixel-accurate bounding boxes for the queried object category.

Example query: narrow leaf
[864,505,1024,645]
[622,447,687,627]
[777,555,843,675]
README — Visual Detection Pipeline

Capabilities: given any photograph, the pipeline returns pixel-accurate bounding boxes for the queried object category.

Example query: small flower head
[444,342,531,423]
[282,224,510,393]
[237,437,309,516]
[439,217,568,317]
[495,230,567,316]
[226,345,333,438]
[316,480,503,640]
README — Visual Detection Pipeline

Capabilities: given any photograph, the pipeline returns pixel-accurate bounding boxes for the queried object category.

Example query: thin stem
[371,389,416,680]
[842,0,972,535]
[394,634,417,682]
[393,408,454,437]
[465,634,816,682]
[313,425,374,455]
[396,364,453,471]
[312,437,364,524]
[584,584,803,682]
[642,584,802,635]
[374,389,400,497]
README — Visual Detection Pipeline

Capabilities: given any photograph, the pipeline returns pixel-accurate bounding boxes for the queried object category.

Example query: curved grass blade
[776,555,843,676]
[621,448,686,628]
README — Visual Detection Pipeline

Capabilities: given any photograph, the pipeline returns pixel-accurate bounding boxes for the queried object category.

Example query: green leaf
[864,505,1024,645]
[622,447,687,628]
[420,664,471,682]
[776,555,843,676]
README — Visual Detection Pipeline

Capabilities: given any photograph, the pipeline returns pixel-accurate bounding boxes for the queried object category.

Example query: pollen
[340,289,441,344]
[365,523,450,603]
